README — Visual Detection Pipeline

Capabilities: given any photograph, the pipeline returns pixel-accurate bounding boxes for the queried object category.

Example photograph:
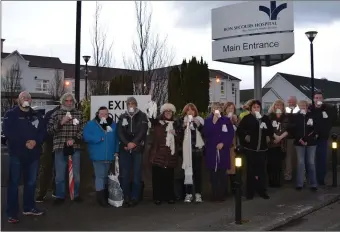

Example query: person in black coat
[291,100,319,191]
[310,92,335,185]
[237,100,274,200]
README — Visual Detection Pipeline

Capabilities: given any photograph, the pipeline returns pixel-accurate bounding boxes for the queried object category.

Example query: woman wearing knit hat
[148,103,181,205]
[203,102,234,201]
[237,99,274,200]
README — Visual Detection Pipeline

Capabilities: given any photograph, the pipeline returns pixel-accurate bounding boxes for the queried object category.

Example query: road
[276,200,340,231]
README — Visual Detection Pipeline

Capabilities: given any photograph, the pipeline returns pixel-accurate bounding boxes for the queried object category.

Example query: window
[35,79,49,92]
[220,81,226,97]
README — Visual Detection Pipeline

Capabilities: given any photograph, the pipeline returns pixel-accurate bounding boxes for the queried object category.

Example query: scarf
[159,120,175,155]
[182,116,205,184]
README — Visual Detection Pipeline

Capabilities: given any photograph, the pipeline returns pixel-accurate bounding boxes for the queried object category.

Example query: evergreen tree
[109,75,133,95]
[168,66,182,110]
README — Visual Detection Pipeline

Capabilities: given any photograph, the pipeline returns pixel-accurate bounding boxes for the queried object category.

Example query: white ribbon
[260,122,267,129]
[72,118,79,125]
[215,149,220,172]
[66,111,72,119]
[322,111,328,118]
[122,118,128,126]
[106,125,113,132]
[307,118,313,126]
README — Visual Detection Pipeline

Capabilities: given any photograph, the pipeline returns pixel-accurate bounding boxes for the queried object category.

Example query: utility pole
[74,1,82,104]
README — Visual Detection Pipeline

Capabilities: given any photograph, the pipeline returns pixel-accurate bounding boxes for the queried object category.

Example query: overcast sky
[1,1,340,89]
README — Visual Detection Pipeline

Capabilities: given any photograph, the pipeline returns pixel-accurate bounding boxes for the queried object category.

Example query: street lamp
[305,31,318,106]
[82,55,91,100]
[331,133,338,187]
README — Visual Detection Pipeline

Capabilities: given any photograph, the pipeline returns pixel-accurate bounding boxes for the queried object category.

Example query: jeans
[7,155,39,218]
[92,161,111,191]
[316,139,328,185]
[295,146,317,188]
[54,150,81,199]
[119,150,142,200]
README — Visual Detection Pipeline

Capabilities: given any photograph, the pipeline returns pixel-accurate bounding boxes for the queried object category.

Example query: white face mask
[100,117,107,124]
[22,101,30,108]
[316,101,323,106]
[300,109,306,115]
[276,109,282,114]
[227,112,233,118]
[188,115,193,122]
[128,107,135,113]
[255,111,262,119]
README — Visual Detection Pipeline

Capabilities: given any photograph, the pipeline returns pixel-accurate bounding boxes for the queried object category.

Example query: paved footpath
[1,170,340,231]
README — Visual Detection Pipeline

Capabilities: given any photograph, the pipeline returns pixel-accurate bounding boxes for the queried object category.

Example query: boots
[96,190,108,207]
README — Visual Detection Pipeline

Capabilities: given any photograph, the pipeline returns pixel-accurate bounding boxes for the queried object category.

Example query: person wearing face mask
[83,106,119,207]
[239,99,254,121]
[117,97,149,207]
[203,102,234,201]
[237,100,273,200]
[148,103,180,205]
[176,103,205,203]
[47,93,86,205]
[224,102,238,195]
[310,92,334,186]
[291,100,319,191]
[284,96,299,181]
[3,91,46,223]
[266,100,289,188]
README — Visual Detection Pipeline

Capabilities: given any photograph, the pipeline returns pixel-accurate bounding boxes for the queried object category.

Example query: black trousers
[185,153,203,195]
[245,150,267,198]
[267,147,284,187]
[209,169,227,200]
[152,165,175,201]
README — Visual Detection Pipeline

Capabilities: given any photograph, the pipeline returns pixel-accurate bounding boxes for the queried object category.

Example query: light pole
[82,55,91,100]
[331,133,338,187]
[305,31,318,106]
[75,1,82,106]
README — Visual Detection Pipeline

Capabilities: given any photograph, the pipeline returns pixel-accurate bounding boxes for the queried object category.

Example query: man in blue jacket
[3,91,46,223]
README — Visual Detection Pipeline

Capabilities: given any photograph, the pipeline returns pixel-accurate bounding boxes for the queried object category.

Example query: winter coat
[237,113,274,152]
[117,109,149,152]
[83,119,119,161]
[3,106,46,160]
[149,119,180,168]
[291,111,319,146]
[309,104,335,139]
[267,113,290,151]
[176,116,204,154]
[203,114,234,170]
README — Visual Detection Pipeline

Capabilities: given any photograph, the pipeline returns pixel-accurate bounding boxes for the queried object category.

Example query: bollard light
[332,142,338,149]
[331,133,338,187]
[235,157,242,167]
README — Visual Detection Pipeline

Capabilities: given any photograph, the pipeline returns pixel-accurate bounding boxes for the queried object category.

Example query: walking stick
[68,155,75,200]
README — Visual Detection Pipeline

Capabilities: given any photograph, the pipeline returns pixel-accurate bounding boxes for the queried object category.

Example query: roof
[240,88,271,103]
[278,73,340,99]
[1,51,63,69]
[62,63,139,81]
[1,91,53,99]
[209,69,241,81]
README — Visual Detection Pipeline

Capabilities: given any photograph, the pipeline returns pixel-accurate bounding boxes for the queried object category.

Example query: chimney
[1,38,4,53]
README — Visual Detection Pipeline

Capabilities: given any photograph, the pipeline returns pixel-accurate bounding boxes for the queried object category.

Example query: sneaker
[53,198,65,205]
[195,193,203,203]
[8,217,19,224]
[35,195,46,203]
[52,191,56,198]
[184,194,193,203]
[23,208,44,216]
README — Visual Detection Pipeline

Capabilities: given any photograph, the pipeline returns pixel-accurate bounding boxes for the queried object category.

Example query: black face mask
[95,113,114,130]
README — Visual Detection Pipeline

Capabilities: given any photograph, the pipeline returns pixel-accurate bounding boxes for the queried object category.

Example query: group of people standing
[3,90,334,224]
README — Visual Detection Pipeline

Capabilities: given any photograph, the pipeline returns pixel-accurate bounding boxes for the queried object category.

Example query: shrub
[81,99,91,122]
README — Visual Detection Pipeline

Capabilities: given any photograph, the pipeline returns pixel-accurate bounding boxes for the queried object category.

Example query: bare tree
[89,1,114,96]
[124,1,175,106]
[48,69,65,101]
[1,62,23,113]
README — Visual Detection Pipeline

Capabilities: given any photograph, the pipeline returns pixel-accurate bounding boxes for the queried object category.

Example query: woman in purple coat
[204,102,234,201]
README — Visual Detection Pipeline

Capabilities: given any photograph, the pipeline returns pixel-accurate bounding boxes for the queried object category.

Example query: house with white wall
[240,72,340,111]
[1,49,64,109]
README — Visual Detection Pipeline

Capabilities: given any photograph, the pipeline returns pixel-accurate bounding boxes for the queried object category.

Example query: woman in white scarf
[178,103,205,203]
[148,103,179,205]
